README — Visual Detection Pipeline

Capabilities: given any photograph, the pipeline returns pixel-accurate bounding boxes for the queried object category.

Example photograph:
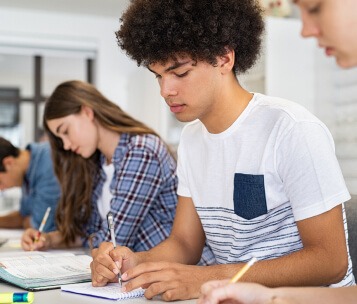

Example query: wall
[0,7,164,142]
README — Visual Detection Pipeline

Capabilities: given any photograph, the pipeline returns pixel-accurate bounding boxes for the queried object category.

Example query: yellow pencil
[230,257,257,283]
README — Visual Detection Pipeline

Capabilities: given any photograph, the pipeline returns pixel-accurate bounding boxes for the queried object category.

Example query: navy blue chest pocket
[233,173,267,220]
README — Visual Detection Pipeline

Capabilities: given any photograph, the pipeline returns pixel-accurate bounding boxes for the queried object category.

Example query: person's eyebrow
[148,60,192,74]
[292,0,298,4]
[56,123,63,134]
[165,61,192,72]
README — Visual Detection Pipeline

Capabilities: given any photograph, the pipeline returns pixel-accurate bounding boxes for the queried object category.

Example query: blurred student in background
[0,137,59,231]
[21,80,214,266]
[199,0,357,303]
[21,80,177,251]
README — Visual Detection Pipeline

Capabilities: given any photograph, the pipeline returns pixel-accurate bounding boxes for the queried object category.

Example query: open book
[0,251,92,291]
[61,282,145,301]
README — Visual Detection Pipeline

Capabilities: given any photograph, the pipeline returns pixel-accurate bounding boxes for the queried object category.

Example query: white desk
[0,231,195,304]
[0,281,196,304]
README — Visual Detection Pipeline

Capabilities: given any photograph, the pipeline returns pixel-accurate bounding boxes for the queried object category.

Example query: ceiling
[0,0,131,18]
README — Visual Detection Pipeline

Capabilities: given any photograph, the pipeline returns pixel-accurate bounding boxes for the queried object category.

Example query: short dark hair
[0,137,20,172]
[116,0,264,74]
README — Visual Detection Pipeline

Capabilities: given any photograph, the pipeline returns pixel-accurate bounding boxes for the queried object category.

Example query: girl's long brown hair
[44,80,159,245]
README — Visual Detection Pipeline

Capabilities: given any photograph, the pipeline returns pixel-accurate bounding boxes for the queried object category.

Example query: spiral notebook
[61,282,145,301]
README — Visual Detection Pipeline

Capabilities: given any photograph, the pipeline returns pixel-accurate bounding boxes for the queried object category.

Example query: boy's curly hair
[116,0,264,74]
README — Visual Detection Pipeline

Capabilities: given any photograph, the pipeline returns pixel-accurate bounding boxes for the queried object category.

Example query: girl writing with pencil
[21,80,213,265]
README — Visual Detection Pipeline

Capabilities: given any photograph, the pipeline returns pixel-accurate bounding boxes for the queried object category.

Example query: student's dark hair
[43,80,159,245]
[116,0,264,74]
[0,137,20,172]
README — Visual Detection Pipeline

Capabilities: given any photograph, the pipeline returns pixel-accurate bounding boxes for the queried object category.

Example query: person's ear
[82,105,94,120]
[2,156,15,171]
[218,48,235,75]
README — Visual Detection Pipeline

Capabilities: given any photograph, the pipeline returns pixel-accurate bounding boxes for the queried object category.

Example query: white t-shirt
[177,93,354,287]
[97,162,114,220]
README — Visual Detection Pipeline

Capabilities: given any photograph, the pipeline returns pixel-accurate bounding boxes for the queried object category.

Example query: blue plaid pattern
[83,133,178,252]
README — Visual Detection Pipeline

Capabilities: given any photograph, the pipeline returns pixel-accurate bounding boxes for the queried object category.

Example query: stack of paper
[0,251,92,291]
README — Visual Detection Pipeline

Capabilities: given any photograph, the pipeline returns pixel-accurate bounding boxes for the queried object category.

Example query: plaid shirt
[83,133,177,252]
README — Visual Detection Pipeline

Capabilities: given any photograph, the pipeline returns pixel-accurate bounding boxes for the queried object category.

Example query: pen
[107,211,122,287]
[229,257,257,283]
[34,207,51,243]
[0,292,34,304]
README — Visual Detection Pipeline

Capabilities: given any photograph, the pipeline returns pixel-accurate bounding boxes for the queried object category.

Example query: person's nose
[300,11,320,38]
[62,137,72,150]
[159,78,178,99]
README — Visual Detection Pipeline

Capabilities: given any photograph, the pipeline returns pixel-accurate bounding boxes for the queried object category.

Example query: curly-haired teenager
[20,80,205,259]
[91,0,354,300]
